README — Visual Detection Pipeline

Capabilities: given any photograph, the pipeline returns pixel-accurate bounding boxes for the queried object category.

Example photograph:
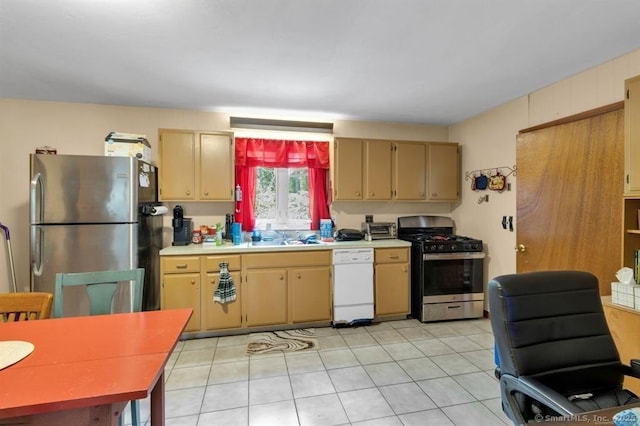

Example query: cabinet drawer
[205,255,241,272]
[244,250,331,268]
[162,256,201,273]
[375,248,409,264]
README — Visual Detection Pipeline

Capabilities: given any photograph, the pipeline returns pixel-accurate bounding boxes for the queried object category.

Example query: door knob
[515,244,526,252]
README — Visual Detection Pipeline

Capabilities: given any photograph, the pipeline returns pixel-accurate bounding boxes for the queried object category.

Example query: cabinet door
[374,263,410,316]
[626,76,640,193]
[159,131,195,201]
[162,273,200,331]
[394,142,426,200]
[200,133,234,201]
[203,271,242,330]
[427,143,459,201]
[290,266,331,323]
[245,269,288,327]
[365,140,392,200]
[334,139,363,200]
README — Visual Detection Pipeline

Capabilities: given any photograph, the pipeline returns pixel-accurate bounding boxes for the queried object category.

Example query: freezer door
[31,223,136,317]
[30,154,137,224]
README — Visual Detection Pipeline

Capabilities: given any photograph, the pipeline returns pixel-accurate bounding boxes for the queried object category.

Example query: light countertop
[160,239,411,256]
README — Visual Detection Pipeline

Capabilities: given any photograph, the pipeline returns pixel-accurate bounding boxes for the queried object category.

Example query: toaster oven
[361,222,396,240]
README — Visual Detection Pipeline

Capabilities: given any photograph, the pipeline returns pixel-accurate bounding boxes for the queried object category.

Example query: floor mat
[246,329,318,355]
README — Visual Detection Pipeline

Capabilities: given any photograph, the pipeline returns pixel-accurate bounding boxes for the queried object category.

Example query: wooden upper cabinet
[394,142,426,200]
[199,133,234,201]
[159,130,196,201]
[427,143,459,201]
[332,137,459,203]
[625,75,640,194]
[333,138,363,200]
[364,140,393,200]
[159,129,234,202]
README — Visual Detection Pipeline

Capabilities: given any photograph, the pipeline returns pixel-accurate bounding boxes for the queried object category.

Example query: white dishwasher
[332,248,374,327]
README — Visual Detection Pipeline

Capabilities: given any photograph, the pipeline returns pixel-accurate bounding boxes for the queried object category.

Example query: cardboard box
[104,132,151,162]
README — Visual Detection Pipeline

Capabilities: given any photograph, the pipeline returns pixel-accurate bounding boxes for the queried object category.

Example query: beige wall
[450,47,640,291]
[0,101,449,293]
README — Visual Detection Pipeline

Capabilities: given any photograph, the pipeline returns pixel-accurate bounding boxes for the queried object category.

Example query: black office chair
[489,270,640,425]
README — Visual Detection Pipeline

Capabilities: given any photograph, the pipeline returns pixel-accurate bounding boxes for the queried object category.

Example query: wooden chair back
[0,292,53,322]
[53,268,144,318]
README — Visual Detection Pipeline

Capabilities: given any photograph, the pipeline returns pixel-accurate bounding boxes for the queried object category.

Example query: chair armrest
[622,359,640,379]
[500,374,583,424]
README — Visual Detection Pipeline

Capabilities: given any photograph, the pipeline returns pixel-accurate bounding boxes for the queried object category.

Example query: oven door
[422,252,485,303]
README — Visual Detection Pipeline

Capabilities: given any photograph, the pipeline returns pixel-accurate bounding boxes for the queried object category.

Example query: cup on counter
[231,222,242,245]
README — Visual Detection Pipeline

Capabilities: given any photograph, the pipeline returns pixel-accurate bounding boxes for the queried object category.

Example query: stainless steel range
[397,216,485,322]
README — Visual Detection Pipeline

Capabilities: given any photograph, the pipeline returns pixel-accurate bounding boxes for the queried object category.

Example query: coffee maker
[172,205,192,246]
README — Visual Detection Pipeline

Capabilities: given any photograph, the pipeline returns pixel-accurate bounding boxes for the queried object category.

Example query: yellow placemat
[0,341,34,370]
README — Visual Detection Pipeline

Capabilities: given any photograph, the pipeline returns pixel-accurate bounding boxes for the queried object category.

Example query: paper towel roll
[150,206,168,216]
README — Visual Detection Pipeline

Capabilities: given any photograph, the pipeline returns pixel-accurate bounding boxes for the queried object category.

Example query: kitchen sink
[250,239,325,247]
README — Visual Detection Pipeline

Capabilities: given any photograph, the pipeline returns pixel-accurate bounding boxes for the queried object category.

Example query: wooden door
[394,142,426,200]
[364,140,392,200]
[374,263,410,316]
[162,273,200,332]
[245,269,288,326]
[158,130,195,201]
[200,133,234,201]
[333,138,363,200]
[203,271,242,330]
[427,143,459,201]
[290,266,331,322]
[516,108,623,294]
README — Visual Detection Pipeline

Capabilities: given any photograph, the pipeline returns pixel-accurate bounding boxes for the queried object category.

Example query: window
[254,167,310,229]
[234,133,331,232]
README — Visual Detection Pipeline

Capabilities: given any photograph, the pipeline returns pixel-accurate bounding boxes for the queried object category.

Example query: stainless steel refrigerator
[29,154,163,316]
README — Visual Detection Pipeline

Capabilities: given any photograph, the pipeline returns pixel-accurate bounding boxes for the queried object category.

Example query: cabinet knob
[515,244,526,253]
[297,273,301,279]
[419,192,425,197]
[355,192,361,196]
[190,279,196,285]
[370,192,375,197]
[280,275,284,280]
[176,264,187,269]
[186,190,191,196]
[402,267,407,272]
[431,192,437,197]
[210,278,216,284]
[204,191,209,196]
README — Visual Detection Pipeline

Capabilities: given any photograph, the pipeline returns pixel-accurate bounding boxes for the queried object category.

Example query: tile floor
[126,318,511,426]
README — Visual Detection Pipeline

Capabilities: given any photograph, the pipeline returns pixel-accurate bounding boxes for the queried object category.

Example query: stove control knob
[450,245,457,251]
[437,245,445,252]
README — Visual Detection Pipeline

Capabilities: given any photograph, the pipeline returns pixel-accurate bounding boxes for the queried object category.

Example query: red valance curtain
[234,138,331,231]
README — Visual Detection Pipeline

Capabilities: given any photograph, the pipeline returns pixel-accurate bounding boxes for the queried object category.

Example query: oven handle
[423,252,486,261]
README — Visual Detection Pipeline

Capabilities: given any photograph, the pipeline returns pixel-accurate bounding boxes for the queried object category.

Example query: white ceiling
[2,0,640,126]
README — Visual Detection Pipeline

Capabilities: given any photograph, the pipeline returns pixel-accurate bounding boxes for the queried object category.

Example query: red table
[0,308,192,425]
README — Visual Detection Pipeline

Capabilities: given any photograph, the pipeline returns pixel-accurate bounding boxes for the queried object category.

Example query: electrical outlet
[365,215,373,223]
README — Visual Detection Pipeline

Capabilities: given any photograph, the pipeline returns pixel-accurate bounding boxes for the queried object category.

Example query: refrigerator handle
[30,173,44,278]
[30,172,44,224]
[31,226,43,277]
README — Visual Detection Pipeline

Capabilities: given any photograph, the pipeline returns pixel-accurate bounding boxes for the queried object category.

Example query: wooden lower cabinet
[291,266,332,323]
[374,248,410,317]
[161,255,201,332]
[161,250,332,333]
[245,269,288,327]
[203,271,242,329]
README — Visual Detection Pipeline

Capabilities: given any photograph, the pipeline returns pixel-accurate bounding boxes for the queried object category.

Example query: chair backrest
[0,292,53,322]
[489,270,623,395]
[53,268,144,318]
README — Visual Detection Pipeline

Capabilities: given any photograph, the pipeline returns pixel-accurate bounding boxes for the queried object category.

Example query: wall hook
[478,194,489,204]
